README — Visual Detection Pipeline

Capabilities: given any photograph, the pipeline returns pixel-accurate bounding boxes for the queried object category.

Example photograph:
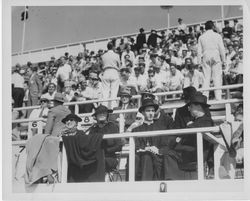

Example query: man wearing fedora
[175,92,214,179]
[109,87,137,131]
[44,93,71,136]
[132,98,179,181]
[89,105,123,178]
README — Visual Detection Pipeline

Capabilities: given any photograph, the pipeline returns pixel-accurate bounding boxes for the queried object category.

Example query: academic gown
[62,129,105,182]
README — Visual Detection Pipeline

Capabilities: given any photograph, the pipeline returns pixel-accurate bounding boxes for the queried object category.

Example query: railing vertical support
[225,103,232,122]
[197,132,204,180]
[37,121,43,134]
[61,144,68,183]
[129,137,135,182]
[75,104,79,115]
[214,144,224,180]
[119,113,125,133]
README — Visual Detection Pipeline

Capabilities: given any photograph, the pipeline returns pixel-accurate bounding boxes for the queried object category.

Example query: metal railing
[12,15,243,65]
[13,126,230,183]
[13,84,243,112]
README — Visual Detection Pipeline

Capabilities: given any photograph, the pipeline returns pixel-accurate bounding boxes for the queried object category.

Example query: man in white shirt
[198,20,226,100]
[121,43,135,66]
[12,64,25,108]
[101,42,121,109]
[42,83,57,101]
[167,64,184,92]
[56,56,72,92]
[183,63,205,89]
[177,18,187,33]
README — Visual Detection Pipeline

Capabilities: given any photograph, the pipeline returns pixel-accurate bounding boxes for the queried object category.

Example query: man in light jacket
[198,20,226,100]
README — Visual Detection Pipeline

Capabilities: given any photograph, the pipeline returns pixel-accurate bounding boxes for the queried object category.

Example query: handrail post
[214,144,224,180]
[197,132,204,180]
[61,144,68,183]
[129,137,135,182]
[225,103,232,122]
[119,113,125,133]
[37,121,43,134]
[75,103,79,115]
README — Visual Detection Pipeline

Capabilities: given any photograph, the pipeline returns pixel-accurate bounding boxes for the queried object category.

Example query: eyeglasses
[41,100,48,103]
[90,78,98,81]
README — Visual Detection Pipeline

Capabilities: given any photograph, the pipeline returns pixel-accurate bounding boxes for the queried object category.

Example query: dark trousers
[12,87,25,108]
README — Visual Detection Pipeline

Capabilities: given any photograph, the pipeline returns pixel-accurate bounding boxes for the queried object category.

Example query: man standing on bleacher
[198,20,226,100]
[101,42,121,109]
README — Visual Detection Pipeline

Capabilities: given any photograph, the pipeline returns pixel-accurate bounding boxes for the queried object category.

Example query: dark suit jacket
[136,33,146,50]
[44,105,71,136]
[28,73,43,98]
[110,103,137,129]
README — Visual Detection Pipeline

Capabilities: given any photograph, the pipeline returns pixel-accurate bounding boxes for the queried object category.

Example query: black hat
[181,86,197,100]
[92,105,113,116]
[141,91,155,102]
[178,18,183,22]
[188,92,210,107]
[139,99,159,113]
[62,113,82,124]
[139,28,144,32]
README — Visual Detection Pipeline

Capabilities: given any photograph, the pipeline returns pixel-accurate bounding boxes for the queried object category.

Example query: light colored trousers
[101,68,120,109]
[202,51,222,100]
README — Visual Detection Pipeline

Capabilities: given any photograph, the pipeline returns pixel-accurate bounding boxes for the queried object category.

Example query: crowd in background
[12,18,244,183]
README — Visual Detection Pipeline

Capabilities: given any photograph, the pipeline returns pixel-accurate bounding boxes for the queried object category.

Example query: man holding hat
[89,105,123,177]
[44,93,71,137]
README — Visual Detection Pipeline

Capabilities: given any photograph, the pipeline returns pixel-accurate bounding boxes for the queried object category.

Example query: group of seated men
[23,86,243,184]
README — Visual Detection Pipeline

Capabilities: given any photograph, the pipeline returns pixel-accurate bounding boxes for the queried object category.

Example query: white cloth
[12,73,24,88]
[84,83,103,100]
[198,29,225,100]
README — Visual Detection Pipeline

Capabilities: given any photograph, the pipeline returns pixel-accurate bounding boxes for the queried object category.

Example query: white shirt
[56,64,72,82]
[133,74,148,92]
[83,83,103,100]
[12,73,24,88]
[121,50,135,66]
[42,91,56,101]
[102,50,120,71]
[183,69,205,89]
[197,30,225,64]
[168,70,184,90]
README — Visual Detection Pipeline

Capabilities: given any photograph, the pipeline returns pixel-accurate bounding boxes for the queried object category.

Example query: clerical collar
[144,120,154,125]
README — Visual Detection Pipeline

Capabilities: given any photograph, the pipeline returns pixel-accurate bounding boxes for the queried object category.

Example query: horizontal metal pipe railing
[12,98,242,124]
[13,84,243,112]
[12,126,220,146]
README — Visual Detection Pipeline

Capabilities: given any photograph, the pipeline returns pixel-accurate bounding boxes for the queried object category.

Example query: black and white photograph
[2,0,250,200]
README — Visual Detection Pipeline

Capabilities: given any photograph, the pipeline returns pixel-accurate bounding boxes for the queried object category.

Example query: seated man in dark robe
[175,92,214,179]
[61,113,105,182]
[91,105,124,174]
[132,98,181,181]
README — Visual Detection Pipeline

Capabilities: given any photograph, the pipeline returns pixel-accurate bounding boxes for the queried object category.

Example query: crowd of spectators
[12,18,244,183]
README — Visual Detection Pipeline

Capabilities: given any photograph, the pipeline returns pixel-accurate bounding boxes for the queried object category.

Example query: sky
[11,6,242,53]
